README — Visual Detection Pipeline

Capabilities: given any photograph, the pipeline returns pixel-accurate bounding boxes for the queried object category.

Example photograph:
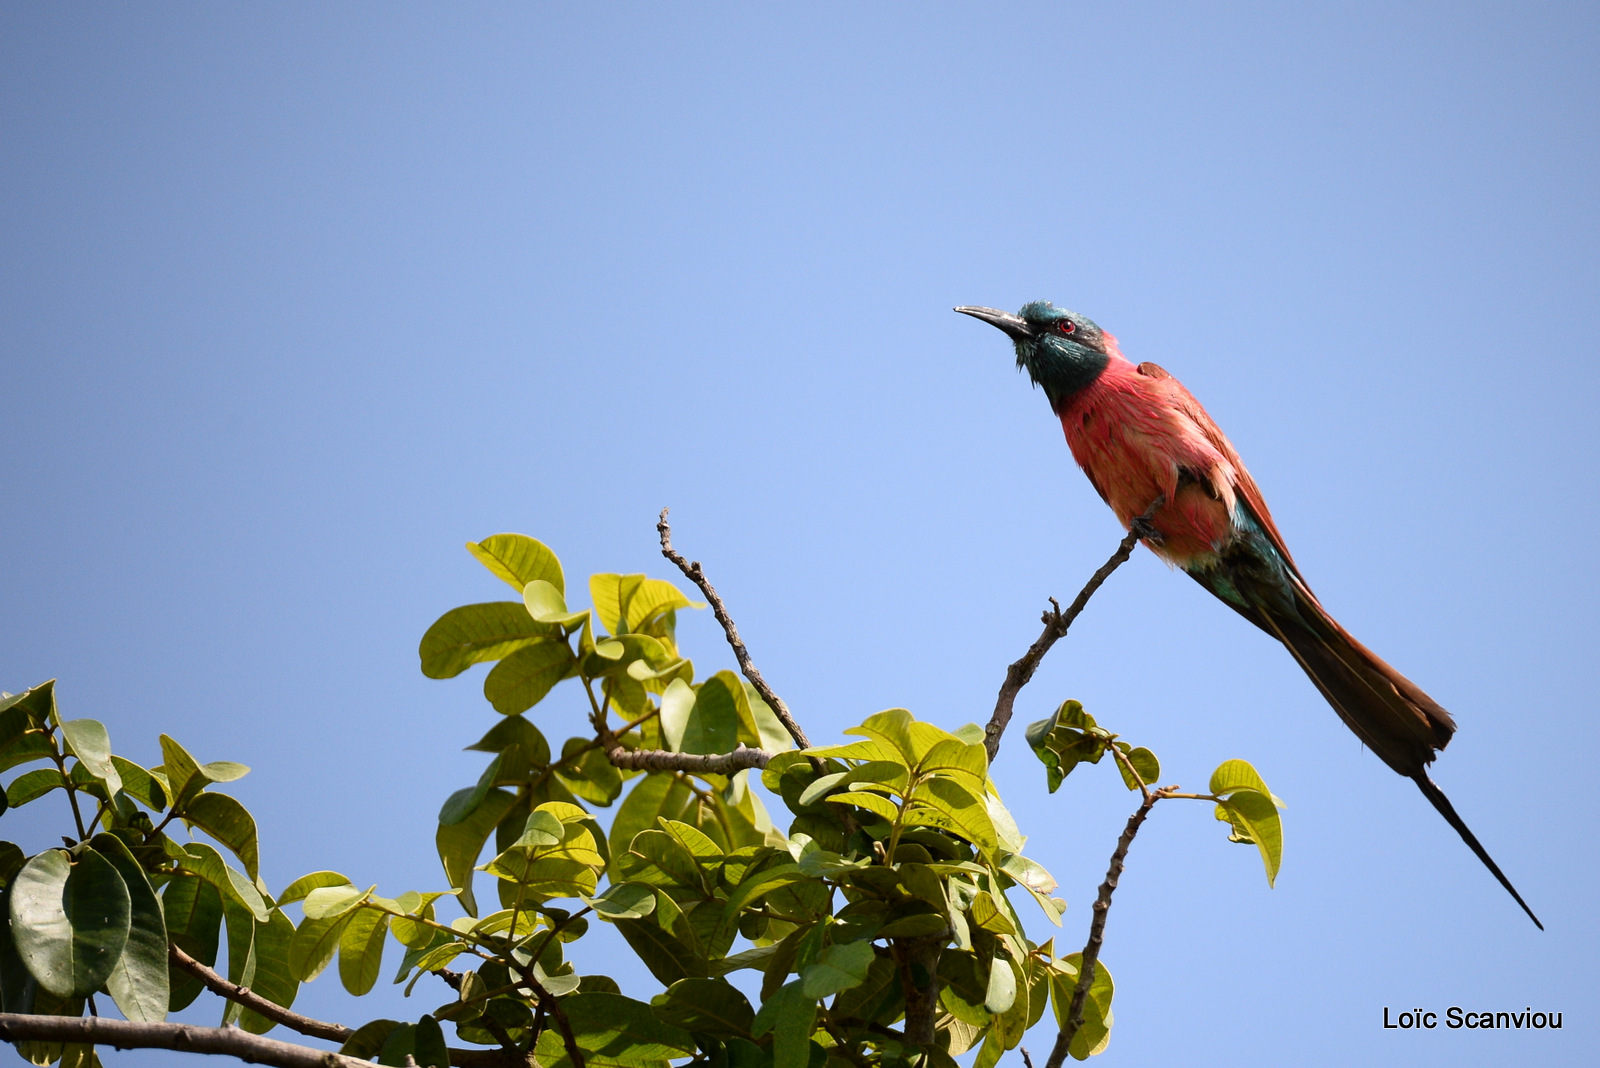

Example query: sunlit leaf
[418,602,555,679]
[467,534,565,595]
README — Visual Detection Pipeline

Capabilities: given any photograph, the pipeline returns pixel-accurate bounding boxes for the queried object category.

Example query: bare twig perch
[984,496,1164,761]
[658,508,810,750]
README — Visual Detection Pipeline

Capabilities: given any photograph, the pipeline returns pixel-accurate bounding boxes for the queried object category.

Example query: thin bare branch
[658,508,810,750]
[606,745,771,773]
[170,943,352,1044]
[167,944,517,1067]
[1041,784,1178,1068]
[0,1013,369,1068]
[984,496,1164,761]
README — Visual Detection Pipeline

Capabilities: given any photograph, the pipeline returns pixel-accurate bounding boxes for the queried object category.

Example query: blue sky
[3,3,1597,1065]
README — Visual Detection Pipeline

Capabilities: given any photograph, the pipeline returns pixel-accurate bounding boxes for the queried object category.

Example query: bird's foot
[1130,516,1164,546]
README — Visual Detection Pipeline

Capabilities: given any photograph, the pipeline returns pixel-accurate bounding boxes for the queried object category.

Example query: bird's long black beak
[953,305,1034,341]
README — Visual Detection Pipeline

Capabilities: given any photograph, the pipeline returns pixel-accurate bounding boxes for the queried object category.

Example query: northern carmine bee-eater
[957,300,1540,928]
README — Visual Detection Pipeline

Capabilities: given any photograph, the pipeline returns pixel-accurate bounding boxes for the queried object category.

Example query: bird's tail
[1261,588,1542,929]
[1191,550,1541,927]
[1413,772,1542,929]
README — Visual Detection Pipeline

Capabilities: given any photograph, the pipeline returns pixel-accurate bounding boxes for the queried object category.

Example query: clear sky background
[3,4,1597,1065]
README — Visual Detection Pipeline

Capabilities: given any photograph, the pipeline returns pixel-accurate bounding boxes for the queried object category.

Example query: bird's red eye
[1059,321,1076,334]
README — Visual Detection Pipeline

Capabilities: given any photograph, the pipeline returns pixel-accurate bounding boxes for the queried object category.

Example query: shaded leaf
[238,908,299,1034]
[10,848,130,999]
[162,873,223,1011]
[483,639,575,715]
[800,940,875,998]
[91,835,167,1023]
[59,720,121,796]
[652,977,755,1039]
[183,792,260,880]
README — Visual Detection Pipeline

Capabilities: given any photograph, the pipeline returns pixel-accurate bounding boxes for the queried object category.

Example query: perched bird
[957,300,1540,928]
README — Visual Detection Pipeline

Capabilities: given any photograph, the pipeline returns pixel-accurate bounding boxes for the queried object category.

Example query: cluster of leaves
[1025,700,1284,885]
[0,680,278,1067]
[389,537,1108,1068]
[0,532,1285,1068]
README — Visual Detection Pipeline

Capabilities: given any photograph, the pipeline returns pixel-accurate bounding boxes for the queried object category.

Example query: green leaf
[828,791,900,823]
[6,768,68,808]
[652,977,755,1038]
[1115,747,1160,792]
[483,639,576,715]
[90,835,168,1023]
[467,534,565,595]
[183,792,260,879]
[162,873,223,1011]
[201,761,250,783]
[524,579,591,628]
[1209,759,1280,804]
[1054,955,1114,1060]
[517,810,567,849]
[238,907,299,1034]
[608,772,694,863]
[419,602,556,679]
[1214,789,1283,887]
[627,830,707,892]
[614,918,707,985]
[10,848,131,998]
[615,576,701,635]
[108,757,166,811]
[0,885,36,1015]
[751,980,817,1068]
[436,788,518,916]
[338,907,389,996]
[438,755,505,827]
[0,843,25,889]
[276,871,352,906]
[301,885,369,920]
[587,881,657,920]
[220,895,257,1026]
[906,777,996,856]
[800,940,875,998]
[288,911,353,982]
[158,735,208,809]
[59,720,121,795]
[562,990,697,1059]
[844,709,918,766]
[467,715,551,761]
[176,842,269,922]
[918,739,988,792]
[0,681,55,732]
[983,954,1017,1014]
[0,730,55,775]
[413,1014,448,1068]
[341,1019,403,1060]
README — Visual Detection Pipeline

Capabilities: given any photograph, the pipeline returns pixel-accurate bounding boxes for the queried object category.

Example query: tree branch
[658,508,810,750]
[167,944,516,1068]
[0,1013,370,1068]
[984,497,1164,761]
[170,944,351,1044]
[1040,784,1176,1068]
[606,745,770,773]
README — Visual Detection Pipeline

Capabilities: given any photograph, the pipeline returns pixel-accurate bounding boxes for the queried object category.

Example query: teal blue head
[955,301,1111,410]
